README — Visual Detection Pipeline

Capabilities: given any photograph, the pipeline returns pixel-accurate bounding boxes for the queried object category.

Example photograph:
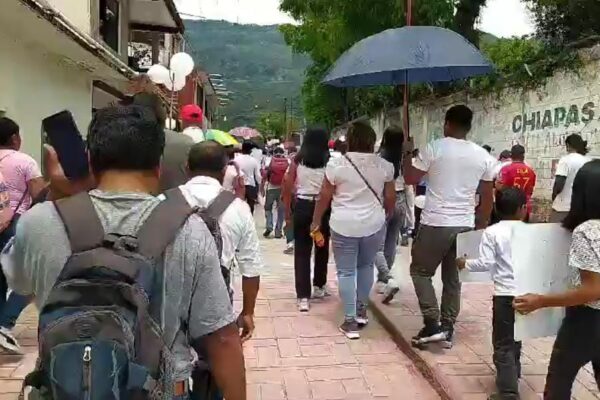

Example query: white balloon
[147,64,170,85]
[170,52,195,77]
[171,75,187,92]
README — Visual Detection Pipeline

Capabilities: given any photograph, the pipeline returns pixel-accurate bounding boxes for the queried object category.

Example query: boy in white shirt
[457,187,528,400]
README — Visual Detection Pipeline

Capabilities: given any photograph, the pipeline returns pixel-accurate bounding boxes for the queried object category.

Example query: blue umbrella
[323,26,493,87]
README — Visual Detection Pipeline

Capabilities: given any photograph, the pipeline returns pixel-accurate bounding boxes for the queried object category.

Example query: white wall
[44,0,92,35]
[372,53,600,202]
[0,33,93,162]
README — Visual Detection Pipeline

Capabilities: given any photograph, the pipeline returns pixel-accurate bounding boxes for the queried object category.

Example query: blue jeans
[0,214,30,329]
[265,188,284,233]
[374,192,407,283]
[331,227,385,319]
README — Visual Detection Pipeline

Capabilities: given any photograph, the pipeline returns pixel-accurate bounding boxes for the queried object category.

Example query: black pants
[293,198,330,299]
[245,185,258,214]
[492,296,522,399]
[544,306,600,400]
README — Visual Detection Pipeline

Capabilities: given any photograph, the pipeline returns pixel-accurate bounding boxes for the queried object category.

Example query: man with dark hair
[235,140,261,213]
[402,104,495,348]
[483,144,492,154]
[2,106,246,399]
[497,144,537,221]
[179,140,262,400]
[131,92,195,192]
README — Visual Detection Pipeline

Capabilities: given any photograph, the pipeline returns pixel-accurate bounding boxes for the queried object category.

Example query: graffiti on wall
[511,102,596,134]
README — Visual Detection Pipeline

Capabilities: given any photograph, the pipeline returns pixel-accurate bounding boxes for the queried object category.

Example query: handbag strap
[344,154,383,206]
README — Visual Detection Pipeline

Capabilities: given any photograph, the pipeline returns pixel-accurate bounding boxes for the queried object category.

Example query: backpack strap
[54,193,105,253]
[136,188,195,259]
[204,190,236,220]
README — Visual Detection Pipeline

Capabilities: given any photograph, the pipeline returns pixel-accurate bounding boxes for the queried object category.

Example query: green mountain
[184,20,310,130]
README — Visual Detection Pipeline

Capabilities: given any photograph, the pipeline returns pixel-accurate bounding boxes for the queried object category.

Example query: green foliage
[256,111,301,140]
[469,37,582,96]
[526,0,600,45]
[279,0,493,125]
[184,20,310,130]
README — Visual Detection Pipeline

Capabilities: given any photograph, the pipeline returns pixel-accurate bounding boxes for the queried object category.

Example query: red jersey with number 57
[498,161,537,213]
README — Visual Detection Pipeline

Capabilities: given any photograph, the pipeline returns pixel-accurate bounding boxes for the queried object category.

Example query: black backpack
[23,189,195,400]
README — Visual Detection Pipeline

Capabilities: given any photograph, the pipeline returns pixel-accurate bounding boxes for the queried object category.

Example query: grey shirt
[1,190,237,381]
[160,129,195,192]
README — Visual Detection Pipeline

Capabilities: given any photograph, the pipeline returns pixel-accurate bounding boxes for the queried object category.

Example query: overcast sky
[174,0,534,38]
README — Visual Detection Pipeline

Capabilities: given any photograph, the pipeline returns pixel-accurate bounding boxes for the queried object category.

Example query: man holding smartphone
[1,106,246,399]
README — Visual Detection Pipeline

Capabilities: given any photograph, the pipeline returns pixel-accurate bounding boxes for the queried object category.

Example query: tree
[526,0,600,45]
[454,0,488,47]
[256,111,300,140]
[279,0,488,126]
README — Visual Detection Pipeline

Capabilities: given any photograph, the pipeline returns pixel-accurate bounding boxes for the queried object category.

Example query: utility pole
[403,0,413,139]
[283,97,288,140]
[288,97,293,140]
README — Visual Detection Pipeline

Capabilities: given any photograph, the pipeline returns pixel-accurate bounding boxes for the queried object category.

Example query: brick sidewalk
[371,246,600,400]
[0,235,440,400]
[242,237,440,400]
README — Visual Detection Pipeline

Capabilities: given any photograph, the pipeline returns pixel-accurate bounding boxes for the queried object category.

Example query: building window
[100,0,120,52]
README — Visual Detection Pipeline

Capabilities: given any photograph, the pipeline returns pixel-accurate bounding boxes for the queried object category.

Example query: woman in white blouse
[282,128,331,312]
[514,160,600,398]
[312,122,396,339]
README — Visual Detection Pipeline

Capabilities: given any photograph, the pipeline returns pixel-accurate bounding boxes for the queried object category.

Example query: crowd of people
[0,89,598,400]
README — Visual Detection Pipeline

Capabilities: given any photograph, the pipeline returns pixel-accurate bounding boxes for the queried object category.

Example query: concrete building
[0,0,184,160]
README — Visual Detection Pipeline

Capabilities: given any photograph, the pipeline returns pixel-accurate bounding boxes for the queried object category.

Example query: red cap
[328,139,335,149]
[181,104,203,124]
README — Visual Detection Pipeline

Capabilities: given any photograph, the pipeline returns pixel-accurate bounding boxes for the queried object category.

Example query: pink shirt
[0,150,42,214]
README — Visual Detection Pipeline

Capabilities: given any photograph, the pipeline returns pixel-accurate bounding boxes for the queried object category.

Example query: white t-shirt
[182,126,205,143]
[413,137,495,228]
[234,153,261,187]
[493,159,512,179]
[326,153,394,237]
[296,164,325,197]
[552,153,590,212]
[223,164,244,193]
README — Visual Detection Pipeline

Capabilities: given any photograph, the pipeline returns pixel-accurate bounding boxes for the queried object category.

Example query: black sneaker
[274,231,283,239]
[263,229,272,238]
[339,319,361,340]
[400,235,409,247]
[441,324,454,349]
[411,323,445,345]
[356,303,369,327]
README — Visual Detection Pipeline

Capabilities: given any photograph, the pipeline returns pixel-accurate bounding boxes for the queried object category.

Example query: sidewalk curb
[370,294,460,400]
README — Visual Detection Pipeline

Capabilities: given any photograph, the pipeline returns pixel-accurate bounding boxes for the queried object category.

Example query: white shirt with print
[413,137,495,228]
[326,153,394,238]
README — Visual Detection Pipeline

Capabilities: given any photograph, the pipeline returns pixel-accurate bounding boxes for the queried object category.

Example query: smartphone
[42,111,89,180]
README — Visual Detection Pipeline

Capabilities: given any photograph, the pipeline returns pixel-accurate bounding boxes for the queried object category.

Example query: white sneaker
[375,281,386,294]
[312,286,326,299]
[0,327,23,355]
[298,298,310,312]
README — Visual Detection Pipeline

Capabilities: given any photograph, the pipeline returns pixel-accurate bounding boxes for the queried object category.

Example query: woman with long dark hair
[550,134,590,223]
[312,122,395,339]
[282,127,331,312]
[514,159,600,399]
[374,126,407,303]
